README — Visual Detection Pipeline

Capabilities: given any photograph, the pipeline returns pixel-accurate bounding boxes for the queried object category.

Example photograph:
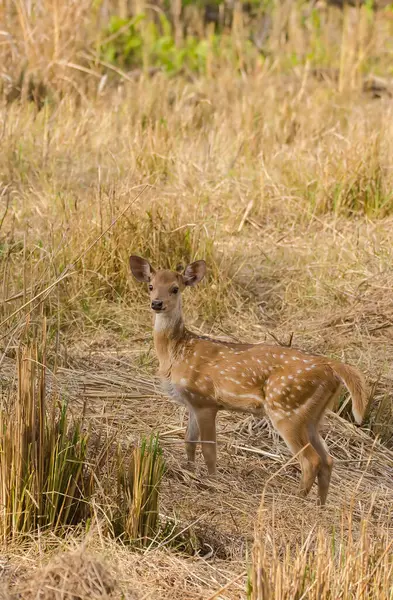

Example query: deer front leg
[185,409,200,467]
[194,407,218,476]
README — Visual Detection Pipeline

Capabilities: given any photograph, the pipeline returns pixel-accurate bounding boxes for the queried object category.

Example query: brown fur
[129,256,368,505]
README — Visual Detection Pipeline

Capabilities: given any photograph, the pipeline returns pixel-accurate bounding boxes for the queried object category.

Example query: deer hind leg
[274,419,321,499]
[308,424,333,506]
[194,407,218,476]
[307,386,339,505]
[185,409,200,466]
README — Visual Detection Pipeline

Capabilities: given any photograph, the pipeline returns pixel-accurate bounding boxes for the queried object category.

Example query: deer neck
[153,306,185,377]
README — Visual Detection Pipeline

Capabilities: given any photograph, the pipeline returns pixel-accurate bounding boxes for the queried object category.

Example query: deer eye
[172,287,179,295]
[148,285,153,291]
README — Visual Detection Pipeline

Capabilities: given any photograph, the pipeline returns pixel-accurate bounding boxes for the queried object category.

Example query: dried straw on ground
[15,550,117,600]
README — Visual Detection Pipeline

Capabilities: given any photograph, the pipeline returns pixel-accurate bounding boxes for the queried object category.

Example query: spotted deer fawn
[130,256,368,505]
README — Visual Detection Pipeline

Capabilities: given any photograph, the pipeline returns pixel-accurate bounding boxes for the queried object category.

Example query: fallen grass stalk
[206,570,247,600]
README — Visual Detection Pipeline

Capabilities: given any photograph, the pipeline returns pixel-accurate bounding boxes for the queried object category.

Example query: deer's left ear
[182,260,206,287]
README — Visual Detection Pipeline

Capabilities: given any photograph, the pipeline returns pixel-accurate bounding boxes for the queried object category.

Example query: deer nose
[151,300,163,311]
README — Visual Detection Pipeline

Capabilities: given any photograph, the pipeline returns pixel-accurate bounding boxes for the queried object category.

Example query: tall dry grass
[114,434,165,546]
[0,331,93,540]
[1,70,393,323]
[1,1,393,97]
[251,502,393,599]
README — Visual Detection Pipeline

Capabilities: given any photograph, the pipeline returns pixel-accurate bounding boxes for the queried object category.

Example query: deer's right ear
[129,256,155,282]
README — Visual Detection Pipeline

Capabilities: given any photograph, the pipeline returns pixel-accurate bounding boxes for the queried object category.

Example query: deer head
[129,255,206,315]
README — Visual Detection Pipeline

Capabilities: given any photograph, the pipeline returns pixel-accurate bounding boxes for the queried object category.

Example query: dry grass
[15,549,117,600]
[252,507,393,599]
[1,1,393,598]
[114,434,165,546]
[0,335,93,541]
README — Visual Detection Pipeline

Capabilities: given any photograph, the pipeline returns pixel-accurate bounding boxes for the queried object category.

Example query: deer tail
[330,362,368,425]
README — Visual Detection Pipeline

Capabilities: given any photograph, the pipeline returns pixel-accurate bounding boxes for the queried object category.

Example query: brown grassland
[0,1,393,598]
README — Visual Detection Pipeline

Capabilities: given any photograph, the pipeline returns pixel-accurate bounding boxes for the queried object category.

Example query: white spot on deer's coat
[227,377,242,385]
[221,391,263,403]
